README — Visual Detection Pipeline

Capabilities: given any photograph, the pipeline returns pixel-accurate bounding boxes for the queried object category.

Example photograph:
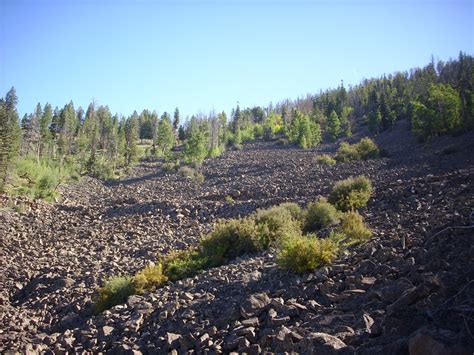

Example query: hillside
[1,123,474,354]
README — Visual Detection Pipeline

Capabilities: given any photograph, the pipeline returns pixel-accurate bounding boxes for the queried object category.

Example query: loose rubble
[1,122,473,353]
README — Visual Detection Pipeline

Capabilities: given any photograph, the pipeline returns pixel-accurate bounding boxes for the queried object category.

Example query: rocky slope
[1,122,473,354]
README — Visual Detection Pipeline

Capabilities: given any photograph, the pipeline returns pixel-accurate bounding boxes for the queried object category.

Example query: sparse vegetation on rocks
[315,154,337,165]
[335,137,380,162]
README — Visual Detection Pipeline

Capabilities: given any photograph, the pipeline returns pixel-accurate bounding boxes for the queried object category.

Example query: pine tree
[173,107,180,132]
[124,116,139,166]
[327,110,341,141]
[0,87,20,191]
[157,113,175,155]
[40,103,53,157]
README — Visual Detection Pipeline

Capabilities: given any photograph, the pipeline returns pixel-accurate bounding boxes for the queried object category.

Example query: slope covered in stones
[1,122,473,353]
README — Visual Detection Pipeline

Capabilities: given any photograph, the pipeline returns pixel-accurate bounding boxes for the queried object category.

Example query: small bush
[329,176,373,212]
[304,197,340,232]
[278,202,304,222]
[201,218,263,266]
[335,142,360,162]
[163,249,209,281]
[178,166,204,182]
[335,138,380,162]
[356,138,380,160]
[340,211,372,244]
[162,161,179,172]
[133,264,168,294]
[208,146,225,158]
[253,205,302,248]
[178,166,195,178]
[95,276,135,313]
[277,234,338,273]
[315,154,337,166]
[225,195,235,203]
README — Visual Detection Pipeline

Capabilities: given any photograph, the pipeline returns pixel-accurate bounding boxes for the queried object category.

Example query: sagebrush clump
[277,234,338,273]
[315,154,337,166]
[304,197,340,232]
[253,205,302,248]
[335,137,380,162]
[340,211,372,244]
[329,175,373,211]
[95,276,135,313]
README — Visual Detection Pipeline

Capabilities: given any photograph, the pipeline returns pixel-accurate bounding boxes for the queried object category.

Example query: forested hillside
[1,53,472,200]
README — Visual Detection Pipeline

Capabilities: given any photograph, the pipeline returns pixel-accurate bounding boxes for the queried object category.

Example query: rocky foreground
[1,123,473,354]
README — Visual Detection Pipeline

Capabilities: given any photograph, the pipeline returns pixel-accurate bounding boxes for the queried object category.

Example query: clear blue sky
[1,0,472,119]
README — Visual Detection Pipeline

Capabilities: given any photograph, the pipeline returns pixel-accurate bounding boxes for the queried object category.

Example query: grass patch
[329,175,373,212]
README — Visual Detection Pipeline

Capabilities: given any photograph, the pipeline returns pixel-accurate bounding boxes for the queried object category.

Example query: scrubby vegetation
[95,276,135,313]
[277,235,338,273]
[335,138,380,162]
[9,156,79,201]
[315,154,337,166]
[96,177,374,311]
[304,197,340,232]
[340,211,373,244]
[177,166,205,183]
[329,175,373,211]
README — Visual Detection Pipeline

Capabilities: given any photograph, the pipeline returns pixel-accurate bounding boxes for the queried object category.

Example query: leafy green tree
[412,84,461,139]
[327,110,341,141]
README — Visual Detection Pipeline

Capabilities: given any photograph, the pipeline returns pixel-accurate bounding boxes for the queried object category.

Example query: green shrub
[304,197,340,232]
[278,202,304,222]
[315,154,337,166]
[201,218,263,266]
[356,138,380,160]
[340,211,372,244]
[335,138,380,162]
[225,195,235,203]
[162,161,179,172]
[133,264,168,294]
[163,249,209,282]
[277,234,338,273]
[95,276,135,313]
[208,146,225,158]
[10,156,79,201]
[335,142,360,162]
[329,175,373,212]
[253,205,302,248]
[254,124,264,138]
